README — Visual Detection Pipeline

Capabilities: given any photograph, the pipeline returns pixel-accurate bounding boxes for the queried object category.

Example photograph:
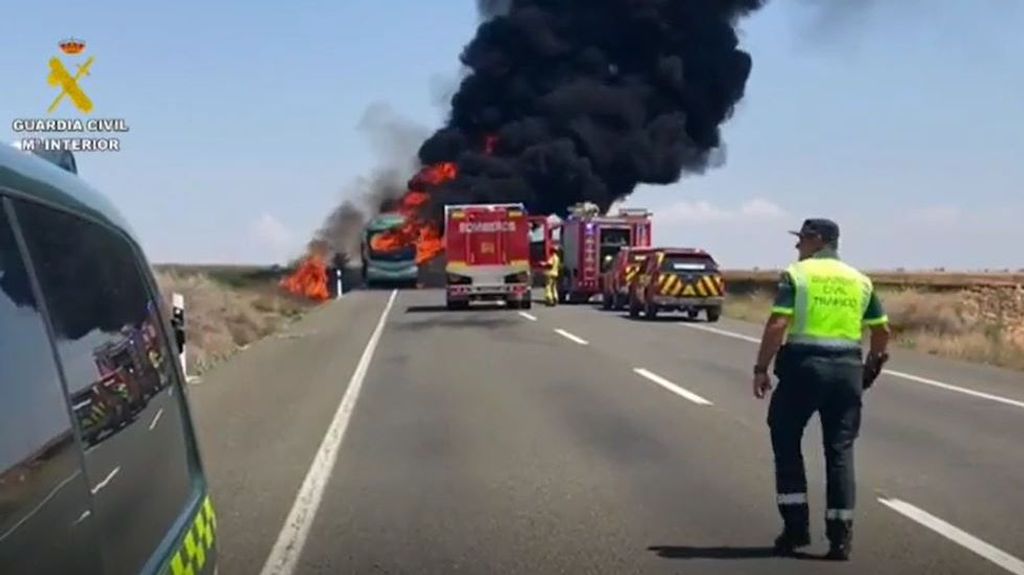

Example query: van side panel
[13,198,210,575]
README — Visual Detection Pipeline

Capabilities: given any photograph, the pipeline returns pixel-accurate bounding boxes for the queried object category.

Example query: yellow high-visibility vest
[785,258,874,345]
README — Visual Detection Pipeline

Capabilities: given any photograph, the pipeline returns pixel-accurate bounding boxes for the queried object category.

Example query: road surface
[188,288,1024,575]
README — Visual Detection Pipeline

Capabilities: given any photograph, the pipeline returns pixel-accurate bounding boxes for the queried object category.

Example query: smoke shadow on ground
[613,312,714,324]
[647,545,823,561]
[401,304,522,326]
[395,317,528,335]
[620,314,690,323]
[405,304,513,314]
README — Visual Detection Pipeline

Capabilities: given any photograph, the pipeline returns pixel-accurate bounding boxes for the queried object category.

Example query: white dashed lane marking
[554,328,589,345]
[633,368,713,406]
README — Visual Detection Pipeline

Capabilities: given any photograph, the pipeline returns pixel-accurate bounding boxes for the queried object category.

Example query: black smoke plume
[418,0,767,221]
[309,103,429,264]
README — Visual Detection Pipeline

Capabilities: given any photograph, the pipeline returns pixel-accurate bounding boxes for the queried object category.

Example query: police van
[0,144,218,574]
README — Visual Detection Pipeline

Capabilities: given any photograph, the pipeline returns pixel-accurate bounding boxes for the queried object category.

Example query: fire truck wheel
[521,298,532,310]
[628,297,641,318]
[706,306,722,322]
[601,293,613,310]
[644,301,658,320]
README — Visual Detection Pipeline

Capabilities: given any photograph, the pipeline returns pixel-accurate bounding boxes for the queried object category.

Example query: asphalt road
[189,288,1024,575]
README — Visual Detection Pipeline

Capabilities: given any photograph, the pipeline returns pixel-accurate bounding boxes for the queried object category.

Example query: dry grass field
[722,270,1024,371]
[153,265,317,375]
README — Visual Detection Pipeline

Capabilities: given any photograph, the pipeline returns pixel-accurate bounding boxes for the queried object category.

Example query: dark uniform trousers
[768,344,863,542]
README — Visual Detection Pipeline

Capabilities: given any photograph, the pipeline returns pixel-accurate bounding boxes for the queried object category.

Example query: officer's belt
[783,336,862,358]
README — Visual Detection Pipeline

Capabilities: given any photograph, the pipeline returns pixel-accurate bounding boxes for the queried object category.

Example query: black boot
[773,506,810,555]
[773,527,811,555]
[773,503,811,555]
[825,519,853,561]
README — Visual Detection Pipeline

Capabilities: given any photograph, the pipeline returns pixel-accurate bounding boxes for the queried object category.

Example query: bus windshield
[365,229,415,261]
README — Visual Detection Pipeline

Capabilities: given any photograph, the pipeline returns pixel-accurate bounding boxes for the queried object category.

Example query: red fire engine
[444,203,532,310]
[556,203,653,304]
[527,214,561,285]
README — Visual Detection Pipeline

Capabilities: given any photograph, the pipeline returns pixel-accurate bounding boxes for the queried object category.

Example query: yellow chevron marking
[695,278,708,297]
[681,283,696,297]
[666,275,679,296]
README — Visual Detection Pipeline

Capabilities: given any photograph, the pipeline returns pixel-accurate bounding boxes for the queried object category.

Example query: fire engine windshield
[599,228,632,271]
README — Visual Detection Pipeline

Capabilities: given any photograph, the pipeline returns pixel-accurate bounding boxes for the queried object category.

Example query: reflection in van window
[0,202,103,574]
[15,200,195,575]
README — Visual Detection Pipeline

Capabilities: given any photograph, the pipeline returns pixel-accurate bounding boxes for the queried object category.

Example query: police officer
[751,218,891,561]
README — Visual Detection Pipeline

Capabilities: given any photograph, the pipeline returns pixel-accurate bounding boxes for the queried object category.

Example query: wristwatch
[753,364,768,375]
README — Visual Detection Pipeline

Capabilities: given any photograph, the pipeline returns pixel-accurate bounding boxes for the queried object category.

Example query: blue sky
[2,0,1021,271]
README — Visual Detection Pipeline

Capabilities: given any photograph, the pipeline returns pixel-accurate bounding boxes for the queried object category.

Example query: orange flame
[364,136,496,266]
[280,253,330,301]
[370,162,457,265]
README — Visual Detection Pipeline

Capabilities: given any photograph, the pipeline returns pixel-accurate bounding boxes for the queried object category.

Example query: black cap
[789,218,840,243]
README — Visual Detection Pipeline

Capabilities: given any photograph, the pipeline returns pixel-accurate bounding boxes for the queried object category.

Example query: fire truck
[527,213,562,286]
[444,203,532,310]
[601,246,657,311]
[556,202,653,304]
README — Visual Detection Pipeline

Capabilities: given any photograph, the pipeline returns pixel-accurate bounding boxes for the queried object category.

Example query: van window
[14,199,197,575]
[0,199,104,573]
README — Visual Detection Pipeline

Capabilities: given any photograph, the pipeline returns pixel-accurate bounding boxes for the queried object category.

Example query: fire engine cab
[557,203,652,304]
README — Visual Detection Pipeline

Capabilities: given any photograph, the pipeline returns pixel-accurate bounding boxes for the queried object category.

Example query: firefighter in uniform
[544,247,561,306]
[751,218,891,561]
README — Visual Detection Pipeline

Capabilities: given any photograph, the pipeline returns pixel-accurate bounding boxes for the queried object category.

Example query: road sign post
[171,293,187,377]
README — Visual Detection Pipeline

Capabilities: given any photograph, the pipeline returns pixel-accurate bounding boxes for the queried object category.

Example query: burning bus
[361,212,420,288]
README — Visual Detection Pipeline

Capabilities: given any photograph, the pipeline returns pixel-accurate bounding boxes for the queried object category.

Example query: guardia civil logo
[49,37,94,114]
[9,38,130,153]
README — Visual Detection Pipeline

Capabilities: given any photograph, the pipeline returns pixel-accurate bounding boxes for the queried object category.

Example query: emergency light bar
[617,208,651,218]
[445,203,525,211]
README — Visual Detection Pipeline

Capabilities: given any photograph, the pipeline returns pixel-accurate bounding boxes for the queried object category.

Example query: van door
[0,197,105,574]
[13,199,215,575]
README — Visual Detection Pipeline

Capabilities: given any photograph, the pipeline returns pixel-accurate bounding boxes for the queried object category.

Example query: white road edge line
[684,322,761,343]
[518,311,538,321]
[683,323,1024,410]
[260,289,398,575]
[882,369,1024,410]
[879,497,1024,575]
[554,328,588,345]
[633,368,713,406]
